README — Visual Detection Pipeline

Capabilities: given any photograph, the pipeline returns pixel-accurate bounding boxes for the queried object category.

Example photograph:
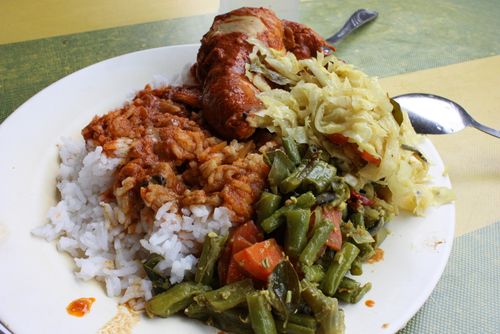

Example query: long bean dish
[33,7,454,334]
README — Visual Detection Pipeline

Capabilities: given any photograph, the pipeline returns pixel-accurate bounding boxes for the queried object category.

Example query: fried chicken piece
[283,20,334,59]
[195,7,331,140]
[195,7,286,140]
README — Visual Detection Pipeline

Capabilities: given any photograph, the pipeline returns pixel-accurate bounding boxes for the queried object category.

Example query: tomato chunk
[360,150,381,166]
[322,207,343,251]
[327,133,381,166]
[226,257,248,283]
[327,133,349,145]
[232,220,263,245]
[350,190,375,206]
[218,221,263,284]
[233,239,284,281]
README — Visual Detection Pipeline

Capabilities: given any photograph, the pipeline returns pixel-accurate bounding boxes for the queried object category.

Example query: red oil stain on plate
[365,299,375,307]
[66,297,96,317]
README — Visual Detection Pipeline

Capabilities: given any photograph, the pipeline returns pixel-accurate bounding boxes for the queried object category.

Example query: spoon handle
[469,119,500,138]
[326,9,378,44]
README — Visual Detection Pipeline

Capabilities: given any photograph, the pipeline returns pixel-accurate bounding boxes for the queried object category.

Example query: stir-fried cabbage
[246,39,453,215]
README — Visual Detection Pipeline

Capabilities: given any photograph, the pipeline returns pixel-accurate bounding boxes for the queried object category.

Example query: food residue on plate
[66,297,96,317]
[98,305,140,334]
[433,239,445,249]
[368,247,384,263]
[382,323,390,329]
[365,299,375,308]
[0,223,8,243]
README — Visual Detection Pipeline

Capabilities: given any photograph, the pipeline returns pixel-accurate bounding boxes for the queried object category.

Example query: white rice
[32,137,232,307]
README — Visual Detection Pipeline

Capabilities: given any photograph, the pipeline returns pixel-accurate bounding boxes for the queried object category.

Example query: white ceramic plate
[0,45,454,334]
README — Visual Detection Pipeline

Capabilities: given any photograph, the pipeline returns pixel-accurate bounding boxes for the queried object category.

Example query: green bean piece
[337,277,360,289]
[312,206,323,225]
[264,149,295,169]
[269,151,294,193]
[279,163,307,193]
[352,282,372,304]
[334,277,360,303]
[374,227,389,247]
[321,242,360,296]
[247,291,278,334]
[288,313,317,329]
[299,219,334,267]
[295,192,317,208]
[315,247,336,270]
[142,253,170,294]
[282,137,301,165]
[302,160,337,194]
[350,257,363,276]
[260,206,289,234]
[357,242,375,262]
[195,232,227,285]
[256,192,282,223]
[334,277,372,304]
[340,221,354,240]
[260,192,316,233]
[275,320,316,334]
[301,280,345,334]
[285,209,311,257]
[330,178,350,207]
[145,282,210,318]
[195,278,254,312]
[351,212,365,228]
[302,264,326,283]
[184,302,210,320]
[364,206,380,223]
[211,309,253,334]
[350,225,375,244]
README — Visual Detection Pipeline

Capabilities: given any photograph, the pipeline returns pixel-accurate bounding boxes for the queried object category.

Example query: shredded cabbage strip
[245,39,453,215]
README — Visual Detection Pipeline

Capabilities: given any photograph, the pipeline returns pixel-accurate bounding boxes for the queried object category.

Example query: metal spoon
[393,93,500,138]
[326,9,379,44]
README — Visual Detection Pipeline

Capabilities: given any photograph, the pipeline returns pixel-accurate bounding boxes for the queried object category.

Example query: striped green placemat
[2,0,500,124]
[400,221,500,333]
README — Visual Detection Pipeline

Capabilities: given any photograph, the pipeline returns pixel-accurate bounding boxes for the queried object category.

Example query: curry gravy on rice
[82,85,270,231]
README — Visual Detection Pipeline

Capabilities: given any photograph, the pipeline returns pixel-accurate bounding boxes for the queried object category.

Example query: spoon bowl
[393,93,500,138]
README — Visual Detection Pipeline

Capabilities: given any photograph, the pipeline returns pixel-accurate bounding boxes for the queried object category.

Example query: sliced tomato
[327,133,381,166]
[322,207,343,251]
[350,190,375,206]
[326,133,349,145]
[233,239,284,281]
[232,235,254,254]
[218,221,263,284]
[359,150,381,166]
[225,257,248,283]
[232,220,263,245]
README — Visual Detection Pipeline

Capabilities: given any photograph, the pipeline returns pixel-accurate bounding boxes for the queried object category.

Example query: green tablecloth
[1,0,500,123]
[402,221,500,333]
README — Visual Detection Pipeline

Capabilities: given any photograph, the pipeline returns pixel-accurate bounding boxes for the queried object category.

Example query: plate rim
[0,44,456,334]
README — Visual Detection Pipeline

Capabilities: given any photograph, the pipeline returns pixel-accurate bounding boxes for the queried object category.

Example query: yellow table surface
[0,0,219,44]
[381,55,500,237]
